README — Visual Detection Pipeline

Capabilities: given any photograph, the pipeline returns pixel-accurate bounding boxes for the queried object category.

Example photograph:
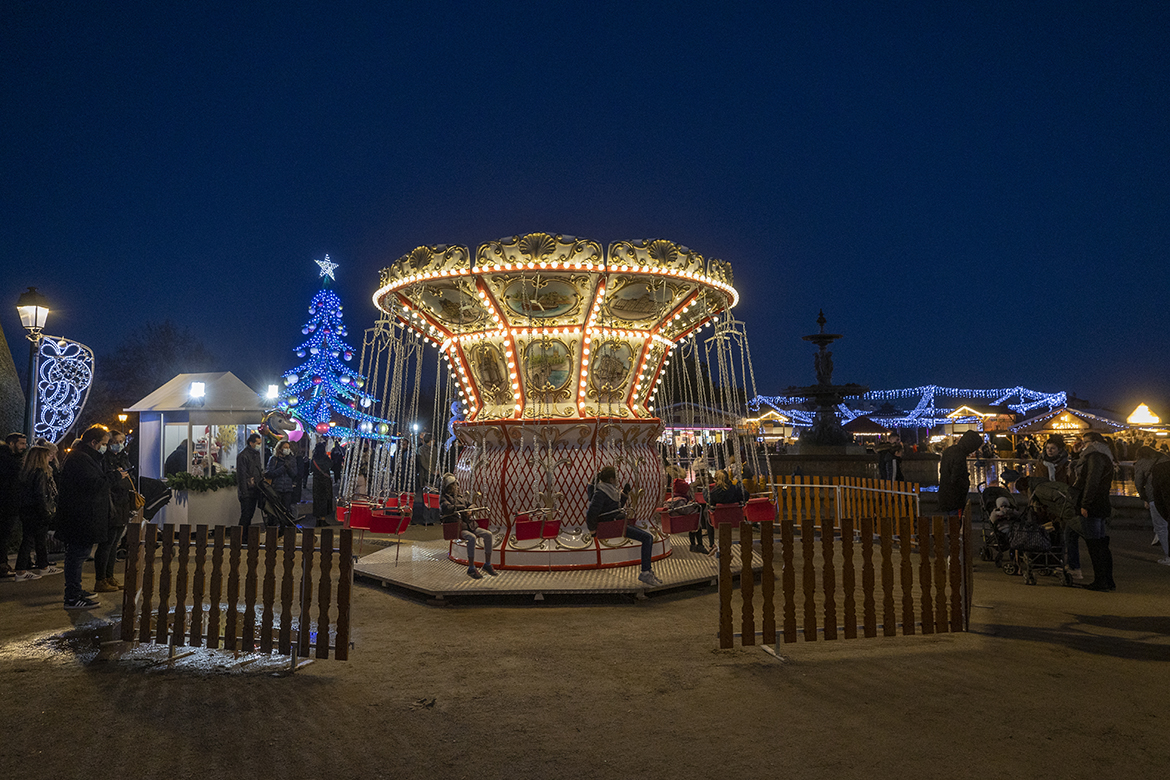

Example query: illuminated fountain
[371,233,740,569]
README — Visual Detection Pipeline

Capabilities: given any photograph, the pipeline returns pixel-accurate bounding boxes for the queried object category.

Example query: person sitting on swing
[665,465,709,553]
[439,473,497,579]
[586,466,662,587]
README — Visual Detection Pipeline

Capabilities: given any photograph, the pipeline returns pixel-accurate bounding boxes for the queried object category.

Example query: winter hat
[441,473,458,492]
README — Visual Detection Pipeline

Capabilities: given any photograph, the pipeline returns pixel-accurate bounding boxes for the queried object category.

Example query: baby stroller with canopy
[256,479,299,528]
[978,481,1015,566]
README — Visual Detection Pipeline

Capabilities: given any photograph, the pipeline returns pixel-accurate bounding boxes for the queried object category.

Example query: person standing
[93,430,133,593]
[310,441,335,527]
[57,426,112,609]
[1,432,29,580]
[1072,431,1116,591]
[877,432,904,482]
[236,433,265,528]
[937,431,983,516]
[16,445,59,577]
[265,441,299,523]
[1134,445,1170,566]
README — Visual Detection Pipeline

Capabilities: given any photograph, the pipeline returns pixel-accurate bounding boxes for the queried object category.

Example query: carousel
[343,233,770,573]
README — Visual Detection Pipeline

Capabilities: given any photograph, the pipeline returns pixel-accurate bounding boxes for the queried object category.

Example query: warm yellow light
[1127,403,1161,425]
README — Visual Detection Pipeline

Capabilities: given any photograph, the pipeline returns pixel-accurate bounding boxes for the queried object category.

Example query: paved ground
[1,524,1168,780]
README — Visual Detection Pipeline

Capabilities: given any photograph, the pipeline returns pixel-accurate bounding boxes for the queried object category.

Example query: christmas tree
[280,256,390,439]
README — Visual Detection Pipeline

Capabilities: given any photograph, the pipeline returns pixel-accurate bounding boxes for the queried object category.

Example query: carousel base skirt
[352,534,750,602]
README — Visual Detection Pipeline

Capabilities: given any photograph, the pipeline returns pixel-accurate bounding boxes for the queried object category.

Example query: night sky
[2,2,1167,417]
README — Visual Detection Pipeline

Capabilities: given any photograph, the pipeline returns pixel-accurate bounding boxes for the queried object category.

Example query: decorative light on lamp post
[16,287,50,438]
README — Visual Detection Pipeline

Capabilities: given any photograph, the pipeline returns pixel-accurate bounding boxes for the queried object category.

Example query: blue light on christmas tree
[280,256,392,439]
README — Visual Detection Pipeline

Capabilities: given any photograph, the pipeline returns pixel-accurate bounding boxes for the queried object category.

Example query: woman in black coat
[310,441,335,527]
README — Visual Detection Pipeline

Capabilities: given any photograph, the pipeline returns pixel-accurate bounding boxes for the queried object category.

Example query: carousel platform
[352,534,752,603]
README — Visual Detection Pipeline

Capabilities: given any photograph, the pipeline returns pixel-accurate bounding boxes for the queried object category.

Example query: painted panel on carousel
[410,281,489,329]
[587,337,633,404]
[501,276,582,320]
[601,277,681,324]
[522,337,577,415]
[467,342,513,416]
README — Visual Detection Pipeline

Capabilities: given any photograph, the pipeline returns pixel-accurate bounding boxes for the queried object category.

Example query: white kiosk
[126,372,266,526]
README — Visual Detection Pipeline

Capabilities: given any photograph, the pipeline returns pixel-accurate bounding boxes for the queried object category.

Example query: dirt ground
[2,525,1168,780]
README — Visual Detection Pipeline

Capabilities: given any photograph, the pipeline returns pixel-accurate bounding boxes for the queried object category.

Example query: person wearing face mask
[57,425,113,609]
[266,440,299,524]
[93,430,134,593]
[236,433,266,528]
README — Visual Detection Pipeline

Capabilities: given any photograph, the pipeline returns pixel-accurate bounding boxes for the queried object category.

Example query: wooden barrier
[121,524,353,661]
[718,512,972,646]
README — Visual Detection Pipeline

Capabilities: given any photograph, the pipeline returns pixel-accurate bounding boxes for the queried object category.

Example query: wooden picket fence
[718,479,972,648]
[773,476,920,527]
[120,524,353,662]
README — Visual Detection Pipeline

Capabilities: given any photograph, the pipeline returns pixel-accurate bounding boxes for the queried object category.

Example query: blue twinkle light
[280,265,392,440]
[750,385,1069,431]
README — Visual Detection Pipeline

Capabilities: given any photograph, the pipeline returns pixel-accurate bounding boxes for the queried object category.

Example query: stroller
[998,504,1067,585]
[978,481,1015,566]
[256,479,300,528]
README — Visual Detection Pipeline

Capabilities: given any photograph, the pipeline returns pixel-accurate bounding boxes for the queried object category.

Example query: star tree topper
[316,254,338,280]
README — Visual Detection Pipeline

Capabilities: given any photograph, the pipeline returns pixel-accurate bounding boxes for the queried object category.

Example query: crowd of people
[0,426,135,609]
[934,428,1170,592]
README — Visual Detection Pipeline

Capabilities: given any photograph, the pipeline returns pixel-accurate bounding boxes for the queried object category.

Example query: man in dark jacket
[1072,431,1115,591]
[57,426,111,609]
[94,429,134,593]
[1151,459,1170,550]
[937,430,983,515]
[236,433,265,528]
[0,432,28,579]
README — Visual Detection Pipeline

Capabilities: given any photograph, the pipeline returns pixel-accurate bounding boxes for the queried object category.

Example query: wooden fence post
[932,516,948,632]
[760,520,775,646]
[155,525,174,645]
[781,511,796,644]
[948,516,963,633]
[335,529,353,661]
[739,522,755,646]
[917,517,934,634]
[841,517,856,640]
[861,516,876,638]
[316,528,334,659]
[802,512,816,641]
[718,522,733,649]
[172,524,191,647]
[299,528,316,658]
[242,526,260,652]
[880,517,895,636]
[901,514,916,635]
[121,523,142,642]
[821,510,837,640]
[207,526,224,650]
[190,525,208,647]
[261,527,278,654]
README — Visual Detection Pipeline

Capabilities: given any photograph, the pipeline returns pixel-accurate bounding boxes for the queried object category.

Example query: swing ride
[345,232,771,572]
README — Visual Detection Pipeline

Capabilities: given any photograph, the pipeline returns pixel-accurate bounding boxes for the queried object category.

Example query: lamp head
[16,287,49,334]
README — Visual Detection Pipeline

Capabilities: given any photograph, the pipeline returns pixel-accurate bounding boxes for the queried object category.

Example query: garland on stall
[166,471,238,493]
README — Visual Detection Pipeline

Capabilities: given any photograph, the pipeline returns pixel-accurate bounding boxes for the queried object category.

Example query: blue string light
[749,385,1069,430]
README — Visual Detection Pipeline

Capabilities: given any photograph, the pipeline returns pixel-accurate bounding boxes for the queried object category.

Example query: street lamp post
[16,287,49,440]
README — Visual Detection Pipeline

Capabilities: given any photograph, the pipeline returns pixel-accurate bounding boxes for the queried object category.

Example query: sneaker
[34,566,62,576]
[467,566,483,579]
[1157,557,1170,566]
[64,596,100,610]
[79,590,95,599]
[1066,568,1083,581]
[482,564,499,576]
[638,571,662,587]
[13,571,42,582]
